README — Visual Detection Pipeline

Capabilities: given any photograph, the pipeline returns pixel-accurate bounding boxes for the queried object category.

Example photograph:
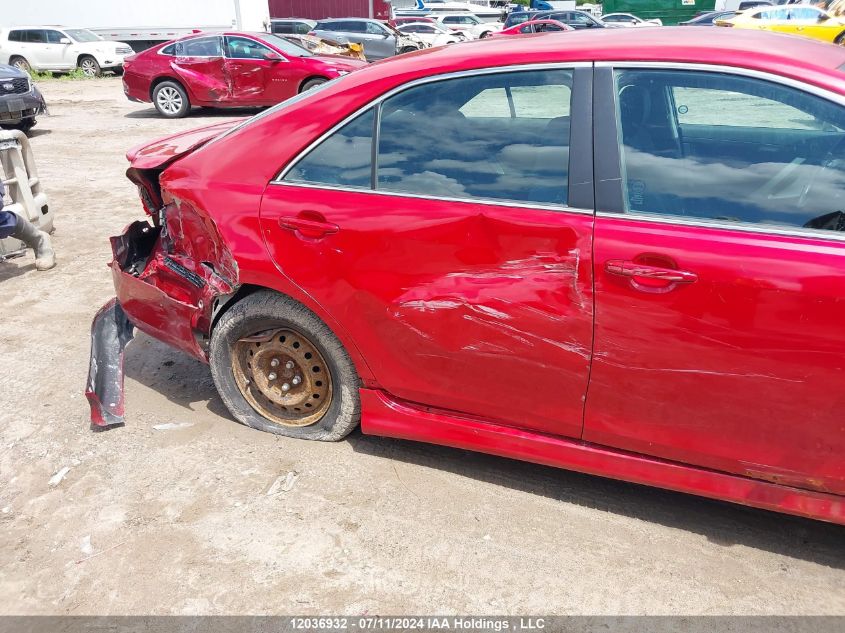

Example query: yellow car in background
[717,5,845,45]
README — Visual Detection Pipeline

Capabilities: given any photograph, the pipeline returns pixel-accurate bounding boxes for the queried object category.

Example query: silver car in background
[309,18,423,61]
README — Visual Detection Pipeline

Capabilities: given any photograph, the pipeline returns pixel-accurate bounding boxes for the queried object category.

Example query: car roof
[341,27,845,96]
[316,18,379,23]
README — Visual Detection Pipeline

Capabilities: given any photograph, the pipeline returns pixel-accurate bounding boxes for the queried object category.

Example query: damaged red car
[121,31,366,118]
[89,28,845,525]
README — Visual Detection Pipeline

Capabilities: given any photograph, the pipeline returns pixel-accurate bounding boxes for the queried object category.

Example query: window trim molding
[592,61,845,242]
[273,61,592,212]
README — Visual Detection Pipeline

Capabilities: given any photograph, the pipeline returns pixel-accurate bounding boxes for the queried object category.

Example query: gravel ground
[0,77,843,616]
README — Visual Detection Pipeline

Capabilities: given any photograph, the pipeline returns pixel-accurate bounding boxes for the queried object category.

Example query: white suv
[434,14,502,39]
[0,27,133,77]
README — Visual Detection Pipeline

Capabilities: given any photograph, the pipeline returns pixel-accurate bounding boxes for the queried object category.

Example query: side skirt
[359,389,845,525]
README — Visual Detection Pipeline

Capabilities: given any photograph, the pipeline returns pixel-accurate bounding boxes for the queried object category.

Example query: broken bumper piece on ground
[85,298,135,430]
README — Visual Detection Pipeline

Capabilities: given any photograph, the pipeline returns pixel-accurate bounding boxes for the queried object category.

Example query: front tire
[836,32,845,46]
[300,77,327,92]
[152,80,190,118]
[78,55,101,77]
[209,291,361,441]
[13,118,36,134]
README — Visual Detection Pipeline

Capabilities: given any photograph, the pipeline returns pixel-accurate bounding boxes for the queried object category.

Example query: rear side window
[283,109,374,189]
[378,69,573,205]
[175,36,222,57]
[25,30,47,43]
[281,69,573,206]
[160,43,176,55]
[8,30,24,42]
[272,22,295,34]
[613,69,845,232]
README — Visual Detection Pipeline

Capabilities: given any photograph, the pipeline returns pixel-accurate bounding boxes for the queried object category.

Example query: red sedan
[493,19,574,36]
[121,31,366,118]
[89,28,845,524]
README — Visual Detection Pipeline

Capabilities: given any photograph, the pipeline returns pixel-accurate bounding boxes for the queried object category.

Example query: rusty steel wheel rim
[232,327,332,427]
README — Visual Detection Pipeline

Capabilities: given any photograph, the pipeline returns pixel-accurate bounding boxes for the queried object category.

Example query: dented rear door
[171,36,229,104]
[259,66,595,438]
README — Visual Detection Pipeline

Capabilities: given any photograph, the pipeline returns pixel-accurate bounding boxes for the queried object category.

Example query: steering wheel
[798,134,845,210]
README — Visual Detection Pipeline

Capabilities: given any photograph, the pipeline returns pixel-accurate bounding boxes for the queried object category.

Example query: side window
[365,22,386,35]
[378,69,573,205]
[790,7,824,21]
[8,30,24,42]
[272,22,294,34]
[520,24,534,33]
[26,30,47,44]
[226,36,272,59]
[283,109,374,188]
[614,69,845,232]
[176,36,222,57]
[160,43,176,55]
[45,30,64,44]
[296,23,313,34]
[345,22,367,33]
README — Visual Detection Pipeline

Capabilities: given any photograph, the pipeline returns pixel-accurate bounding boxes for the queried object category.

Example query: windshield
[65,29,101,42]
[258,33,314,57]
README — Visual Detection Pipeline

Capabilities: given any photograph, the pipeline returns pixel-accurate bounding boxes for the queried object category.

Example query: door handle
[605,260,698,283]
[278,215,339,239]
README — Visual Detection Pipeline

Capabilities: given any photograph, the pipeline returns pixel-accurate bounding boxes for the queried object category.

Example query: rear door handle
[605,260,698,283]
[278,215,339,239]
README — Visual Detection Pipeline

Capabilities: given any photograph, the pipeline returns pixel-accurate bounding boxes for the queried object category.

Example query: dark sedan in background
[0,64,46,133]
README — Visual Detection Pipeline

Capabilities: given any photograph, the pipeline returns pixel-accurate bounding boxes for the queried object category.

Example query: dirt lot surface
[0,78,843,616]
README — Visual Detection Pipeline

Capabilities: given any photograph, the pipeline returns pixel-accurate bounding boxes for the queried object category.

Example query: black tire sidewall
[153,81,190,118]
[300,78,326,92]
[209,292,360,441]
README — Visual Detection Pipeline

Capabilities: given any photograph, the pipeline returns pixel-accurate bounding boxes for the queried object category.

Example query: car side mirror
[59,37,71,44]
[263,51,283,61]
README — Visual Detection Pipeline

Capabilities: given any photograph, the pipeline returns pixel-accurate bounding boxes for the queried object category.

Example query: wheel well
[209,283,376,385]
[837,31,845,43]
[298,75,328,93]
[210,284,263,333]
[149,76,185,101]
[77,53,97,66]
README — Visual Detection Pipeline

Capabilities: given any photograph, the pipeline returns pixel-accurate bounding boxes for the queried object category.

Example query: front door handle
[605,260,698,284]
[278,215,339,239]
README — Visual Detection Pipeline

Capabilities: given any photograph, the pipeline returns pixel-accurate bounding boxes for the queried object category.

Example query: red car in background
[90,28,845,525]
[122,31,366,118]
[493,19,573,36]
